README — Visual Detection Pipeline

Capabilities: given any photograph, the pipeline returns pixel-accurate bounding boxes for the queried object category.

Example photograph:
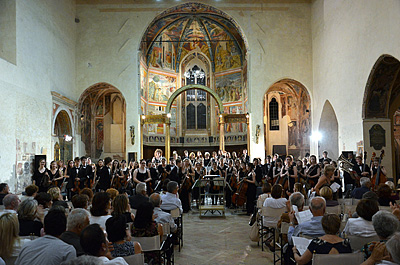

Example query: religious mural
[215,72,243,103]
[140,63,147,98]
[148,71,177,103]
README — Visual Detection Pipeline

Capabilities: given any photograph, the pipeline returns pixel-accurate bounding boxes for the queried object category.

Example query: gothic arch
[318,100,339,159]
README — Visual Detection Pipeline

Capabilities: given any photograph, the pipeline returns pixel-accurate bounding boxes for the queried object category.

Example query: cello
[371,150,386,191]
[232,178,248,206]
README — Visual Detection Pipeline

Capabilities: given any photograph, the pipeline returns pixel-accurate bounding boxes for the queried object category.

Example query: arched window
[184,65,207,130]
[269,97,279,130]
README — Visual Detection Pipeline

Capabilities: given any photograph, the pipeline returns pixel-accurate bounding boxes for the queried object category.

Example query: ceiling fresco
[141,2,247,72]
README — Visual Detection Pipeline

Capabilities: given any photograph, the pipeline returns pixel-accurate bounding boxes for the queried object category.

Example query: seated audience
[112,194,134,223]
[21,185,38,201]
[352,177,371,199]
[319,186,339,207]
[361,232,400,265]
[59,255,99,265]
[34,192,53,216]
[278,192,305,245]
[149,193,177,233]
[17,199,43,236]
[293,213,352,265]
[106,188,119,202]
[71,194,89,209]
[377,184,396,206]
[161,179,170,194]
[342,199,379,237]
[385,181,400,201]
[0,213,30,261]
[362,210,400,259]
[105,215,141,257]
[160,181,183,214]
[60,208,90,256]
[48,187,69,209]
[257,182,272,206]
[363,191,379,201]
[16,208,76,264]
[80,224,128,264]
[294,182,307,200]
[129,183,149,209]
[288,197,326,244]
[1,194,20,215]
[89,192,112,230]
[79,188,94,206]
[131,201,162,264]
[263,184,287,209]
[0,183,10,205]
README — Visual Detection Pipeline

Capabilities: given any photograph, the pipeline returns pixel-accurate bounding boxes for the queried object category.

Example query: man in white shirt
[0,194,20,215]
[150,193,177,232]
[16,208,76,265]
[160,181,183,214]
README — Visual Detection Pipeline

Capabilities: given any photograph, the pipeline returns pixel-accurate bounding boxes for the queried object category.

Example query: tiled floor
[174,209,274,264]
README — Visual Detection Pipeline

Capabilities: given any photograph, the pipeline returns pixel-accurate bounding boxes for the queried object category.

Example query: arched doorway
[319,100,339,159]
[78,83,126,159]
[264,79,311,158]
[53,110,73,162]
[138,2,249,159]
[363,54,400,182]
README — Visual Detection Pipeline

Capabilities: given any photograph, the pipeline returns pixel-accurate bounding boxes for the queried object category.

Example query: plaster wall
[75,2,313,159]
[311,0,400,156]
[0,0,76,191]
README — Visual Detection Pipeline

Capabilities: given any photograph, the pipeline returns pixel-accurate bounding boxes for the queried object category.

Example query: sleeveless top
[136,168,148,182]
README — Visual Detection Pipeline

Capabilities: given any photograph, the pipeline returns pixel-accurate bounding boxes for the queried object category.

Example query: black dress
[304,238,352,265]
[32,168,50,192]
[193,169,203,200]
[282,166,295,192]
[180,167,193,213]
[48,169,62,188]
[246,172,257,214]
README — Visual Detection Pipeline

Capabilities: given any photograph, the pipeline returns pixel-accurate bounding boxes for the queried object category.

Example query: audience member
[1,194,20,215]
[362,210,400,259]
[319,186,339,207]
[60,208,90,256]
[293,213,352,265]
[22,185,38,201]
[257,182,272,207]
[80,224,128,265]
[129,182,149,209]
[352,177,371,199]
[293,182,307,200]
[363,191,379,201]
[48,187,69,209]
[71,194,89,209]
[149,193,177,233]
[89,192,112,230]
[79,188,94,206]
[16,208,76,264]
[377,184,396,206]
[105,215,141,257]
[0,183,10,205]
[0,213,29,261]
[17,199,43,236]
[106,188,119,202]
[263,184,287,209]
[288,197,326,244]
[112,194,134,223]
[385,181,400,201]
[34,192,52,216]
[278,192,305,245]
[342,199,379,237]
[361,232,400,265]
[160,181,183,214]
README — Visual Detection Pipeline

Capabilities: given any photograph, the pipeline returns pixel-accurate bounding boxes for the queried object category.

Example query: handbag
[249,221,259,242]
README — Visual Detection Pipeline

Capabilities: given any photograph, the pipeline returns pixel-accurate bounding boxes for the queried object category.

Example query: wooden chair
[312,252,364,265]
[346,234,380,252]
[170,208,183,252]
[123,253,145,265]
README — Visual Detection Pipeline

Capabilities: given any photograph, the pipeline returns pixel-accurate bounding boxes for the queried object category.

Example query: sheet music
[330,182,341,193]
[295,209,313,224]
[292,236,312,255]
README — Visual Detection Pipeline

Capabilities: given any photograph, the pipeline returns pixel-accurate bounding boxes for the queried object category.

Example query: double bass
[371,150,386,191]
[232,178,248,206]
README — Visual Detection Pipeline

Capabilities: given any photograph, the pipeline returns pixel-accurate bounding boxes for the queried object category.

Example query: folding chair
[379,206,392,212]
[346,234,380,252]
[279,222,291,265]
[171,208,183,252]
[326,205,341,215]
[160,234,175,265]
[123,253,145,265]
[131,235,161,263]
[260,206,286,264]
[312,252,364,265]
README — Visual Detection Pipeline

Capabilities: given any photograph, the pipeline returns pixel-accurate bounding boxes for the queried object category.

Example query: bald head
[149,193,161,207]
[310,197,326,216]
[3,194,20,210]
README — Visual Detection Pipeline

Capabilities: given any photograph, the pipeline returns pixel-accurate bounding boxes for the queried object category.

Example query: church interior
[1,0,400,264]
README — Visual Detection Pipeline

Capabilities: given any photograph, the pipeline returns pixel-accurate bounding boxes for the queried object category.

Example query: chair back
[170,208,180,218]
[280,222,290,234]
[162,223,171,235]
[326,205,341,215]
[131,235,161,251]
[379,206,392,212]
[347,234,380,252]
[123,253,145,265]
[312,252,364,265]
[261,207,286,227]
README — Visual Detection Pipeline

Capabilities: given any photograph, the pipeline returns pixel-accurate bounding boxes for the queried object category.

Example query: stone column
[165,121,171,160]
[219,114,225,151]
[246,114,250,155]
[140,118,144,159]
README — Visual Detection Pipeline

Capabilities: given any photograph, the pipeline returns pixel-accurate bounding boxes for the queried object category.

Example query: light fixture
[246,113,250,119]
[167,113,171,118]
[64,135,72,142]
[141,115,146,120]
[310,131,322,142]
[219,114,223,118]
[184,65,205,80]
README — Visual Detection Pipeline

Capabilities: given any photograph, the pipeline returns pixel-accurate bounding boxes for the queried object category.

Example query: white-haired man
[60,208,90,256]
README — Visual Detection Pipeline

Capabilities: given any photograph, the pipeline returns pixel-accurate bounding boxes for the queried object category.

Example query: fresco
[140,64,147,98]
[215,72,242,103]
[148,71,177,103]
[215,40,241,72]
[148,33,176,70]
[146,104,178,136]
[179,19,211,64]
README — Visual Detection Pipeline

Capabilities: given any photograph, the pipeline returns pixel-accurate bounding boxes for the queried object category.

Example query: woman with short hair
[293,213,352,265]
[89,192,112,230]
[342,199,379,238]
[17,199,43,236]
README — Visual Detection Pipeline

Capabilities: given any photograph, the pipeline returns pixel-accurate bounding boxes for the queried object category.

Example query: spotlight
[310,131,322,142]
[167,113,171,118]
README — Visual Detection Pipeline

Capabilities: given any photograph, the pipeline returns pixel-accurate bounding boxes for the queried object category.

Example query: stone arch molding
[165,84,224,114]
[52,108,74,138]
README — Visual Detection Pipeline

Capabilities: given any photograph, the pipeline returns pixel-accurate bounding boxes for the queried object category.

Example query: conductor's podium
[194,175,226,217]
